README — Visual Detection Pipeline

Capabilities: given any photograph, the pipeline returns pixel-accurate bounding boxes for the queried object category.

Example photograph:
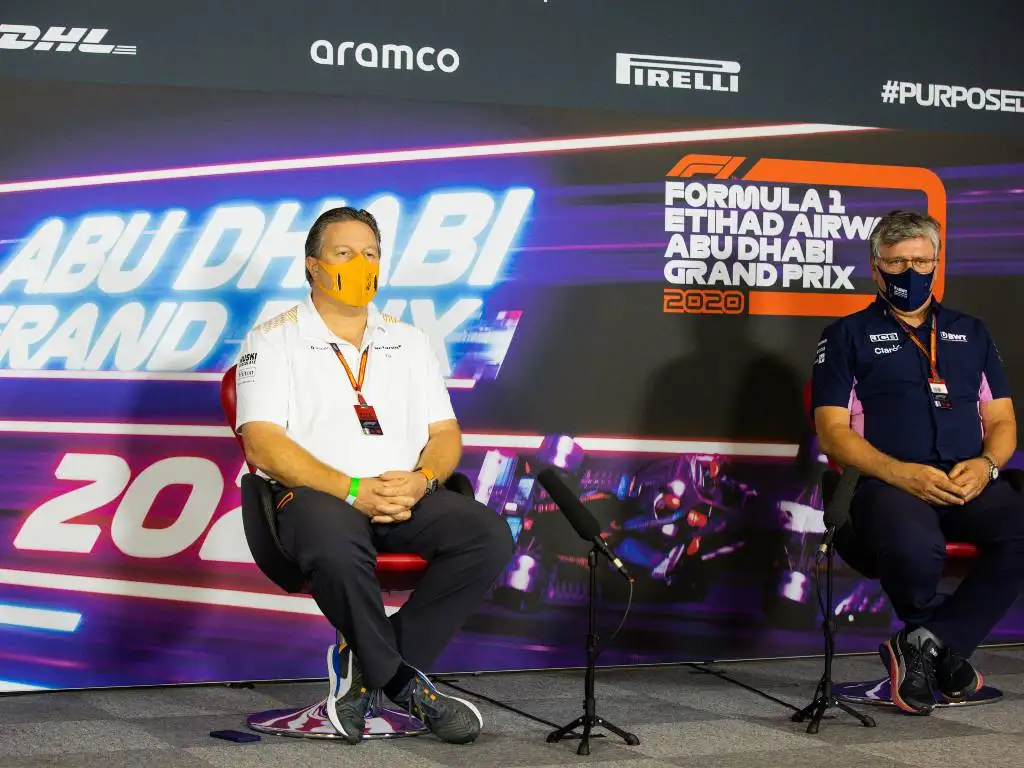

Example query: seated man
[234,206,514,744]
[811,210,1024,715]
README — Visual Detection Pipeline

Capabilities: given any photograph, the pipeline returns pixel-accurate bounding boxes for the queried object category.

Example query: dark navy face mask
[878,266,935,312]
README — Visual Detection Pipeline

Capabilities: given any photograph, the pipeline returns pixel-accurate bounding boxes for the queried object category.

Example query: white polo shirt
[234,294,456,479]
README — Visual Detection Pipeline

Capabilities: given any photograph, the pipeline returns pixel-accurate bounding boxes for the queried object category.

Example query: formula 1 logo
[0,24,136,55]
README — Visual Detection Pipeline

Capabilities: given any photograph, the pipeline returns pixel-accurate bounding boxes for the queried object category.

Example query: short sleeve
[416,330,456,425]
[811,321,856,412]
[980,323,1010,401]
[234,329,290,431]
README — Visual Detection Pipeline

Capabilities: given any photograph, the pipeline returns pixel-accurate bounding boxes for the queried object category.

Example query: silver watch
[982,455,999,481]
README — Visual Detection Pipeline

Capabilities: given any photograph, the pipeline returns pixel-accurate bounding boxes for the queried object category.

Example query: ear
[305,256,319,282]
[869,257,886,292]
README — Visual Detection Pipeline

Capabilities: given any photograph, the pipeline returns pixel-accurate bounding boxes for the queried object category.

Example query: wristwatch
[415,467,439,495]
[981,454,1000,481]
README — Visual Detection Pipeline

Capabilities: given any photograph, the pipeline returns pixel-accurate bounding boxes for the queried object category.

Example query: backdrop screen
[1,79,1022,690]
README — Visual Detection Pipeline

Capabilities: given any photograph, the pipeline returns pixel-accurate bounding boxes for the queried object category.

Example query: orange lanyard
[894,315,939,380]
[329,343,369,406]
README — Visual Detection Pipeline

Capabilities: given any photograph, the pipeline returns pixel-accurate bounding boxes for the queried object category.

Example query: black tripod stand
[547,548,640,755]
[792,537,876,734]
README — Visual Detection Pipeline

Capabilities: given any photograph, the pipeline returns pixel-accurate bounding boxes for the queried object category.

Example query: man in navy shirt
[811,210,1023,715]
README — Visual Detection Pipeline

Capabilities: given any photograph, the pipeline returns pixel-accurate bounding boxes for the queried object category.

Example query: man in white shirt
[234,207,514,745]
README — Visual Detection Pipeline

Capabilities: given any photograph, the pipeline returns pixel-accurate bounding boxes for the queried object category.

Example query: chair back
[802,377,1016,575]
[445,471,474,498]
[220,365,254,473]
[219,365,480,593]
[220,366,306,593]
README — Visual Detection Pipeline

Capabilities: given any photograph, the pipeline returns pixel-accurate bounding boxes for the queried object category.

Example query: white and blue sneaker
[390,668,483,744]
[325,643,375,744]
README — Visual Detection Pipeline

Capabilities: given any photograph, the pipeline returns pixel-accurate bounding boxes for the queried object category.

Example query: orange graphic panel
[740,159,946,317]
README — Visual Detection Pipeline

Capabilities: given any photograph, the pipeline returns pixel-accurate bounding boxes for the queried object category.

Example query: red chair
[220,364,471,739]
[803,380,1010,708]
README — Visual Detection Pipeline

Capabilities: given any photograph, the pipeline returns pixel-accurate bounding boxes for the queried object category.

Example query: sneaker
[326,644,373,744]
[391,669,483,744]
[879,629,938,715]
[935,649,983,703]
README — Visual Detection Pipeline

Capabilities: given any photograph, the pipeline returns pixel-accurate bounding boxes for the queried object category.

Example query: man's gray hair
[304,207,381,285]
[869,210,942,261]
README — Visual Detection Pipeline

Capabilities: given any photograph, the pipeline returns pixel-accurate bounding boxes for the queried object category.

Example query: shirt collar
[297,293,387,348]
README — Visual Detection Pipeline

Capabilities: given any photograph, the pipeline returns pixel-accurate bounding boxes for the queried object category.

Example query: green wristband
[345,477,360,505]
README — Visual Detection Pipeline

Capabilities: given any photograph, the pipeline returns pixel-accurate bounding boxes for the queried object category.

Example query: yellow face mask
[315,253,379,307]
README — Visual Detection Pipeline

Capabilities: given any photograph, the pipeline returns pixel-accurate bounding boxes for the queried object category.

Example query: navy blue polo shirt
[811,297,1010,469]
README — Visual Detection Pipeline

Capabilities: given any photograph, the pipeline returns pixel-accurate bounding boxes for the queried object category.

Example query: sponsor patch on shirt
[814,338,827,365]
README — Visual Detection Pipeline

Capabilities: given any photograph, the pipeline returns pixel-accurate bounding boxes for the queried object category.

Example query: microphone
[536,468,632,581]
[816,466,861,563]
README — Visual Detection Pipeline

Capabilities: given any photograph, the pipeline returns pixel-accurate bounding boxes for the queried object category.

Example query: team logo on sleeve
[814,338,826,365]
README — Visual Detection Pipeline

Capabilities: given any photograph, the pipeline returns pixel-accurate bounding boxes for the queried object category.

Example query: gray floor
[3,647,1024,767]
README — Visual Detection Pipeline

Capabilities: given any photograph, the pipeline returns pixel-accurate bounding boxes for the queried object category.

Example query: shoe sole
[416,690,484,744]
[428,692,483,745]
[443,692,484,730]
[881,638,931,716]
[325,645,362,744]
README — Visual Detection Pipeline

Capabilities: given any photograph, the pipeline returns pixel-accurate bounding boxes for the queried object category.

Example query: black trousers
[273,486,515,689]
[849,477,1024,657]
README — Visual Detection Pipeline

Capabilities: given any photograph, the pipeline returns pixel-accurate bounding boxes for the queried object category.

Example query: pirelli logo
[615,53,740,93]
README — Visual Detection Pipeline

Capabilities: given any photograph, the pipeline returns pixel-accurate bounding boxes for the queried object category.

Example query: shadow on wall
[638,313,820,658]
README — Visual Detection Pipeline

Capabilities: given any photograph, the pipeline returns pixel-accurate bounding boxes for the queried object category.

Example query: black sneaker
[326,644,373,744]
[936,649,983,703]
[879,629,938,715]
[391,669,483,744]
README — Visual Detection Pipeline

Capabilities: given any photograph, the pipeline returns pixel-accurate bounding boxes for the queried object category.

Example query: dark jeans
[273,486,514,688]
[849,477,1024,656]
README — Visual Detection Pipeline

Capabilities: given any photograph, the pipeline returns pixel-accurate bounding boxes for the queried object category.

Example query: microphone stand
[546,547,640,755]
[791,528,876,734]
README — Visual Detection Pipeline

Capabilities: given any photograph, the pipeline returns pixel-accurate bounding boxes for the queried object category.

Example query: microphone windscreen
[823,466,860,528]
[536,467,601,541]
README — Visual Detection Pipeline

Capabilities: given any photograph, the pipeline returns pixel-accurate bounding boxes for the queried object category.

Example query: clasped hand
[892,458,991,506]
[351,471,429,524]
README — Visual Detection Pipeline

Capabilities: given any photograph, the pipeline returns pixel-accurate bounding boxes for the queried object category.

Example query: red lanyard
[893,315,939,380]
[329,343,369,406]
